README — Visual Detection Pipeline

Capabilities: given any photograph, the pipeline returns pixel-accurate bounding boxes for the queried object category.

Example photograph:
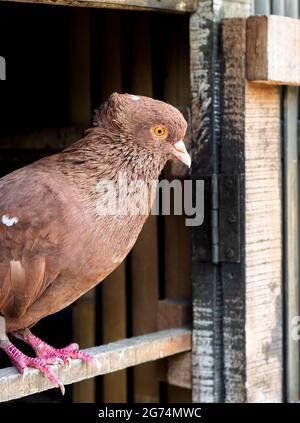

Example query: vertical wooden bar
[130,14,160,403]
[68,9,95,403]
[163,15,192,403]
[164,16,191,301]
[284,86,300,403]
[283,0,300,404]
[271,0,284,15]
[284,0,299,17]
[254,0,271,14]
[222,18,283,402]
[97,11,128,403]
[190,0,250,403]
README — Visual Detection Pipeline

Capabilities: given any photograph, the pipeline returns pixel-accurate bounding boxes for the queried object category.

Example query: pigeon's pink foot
[16,330,94,366]
[0,339,64,394]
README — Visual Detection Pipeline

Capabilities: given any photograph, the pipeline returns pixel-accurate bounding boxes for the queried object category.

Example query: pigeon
[0,93,190,393]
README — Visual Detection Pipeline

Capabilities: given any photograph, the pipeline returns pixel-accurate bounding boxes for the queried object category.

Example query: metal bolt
[228,214,237,224]
[226,248,235,259]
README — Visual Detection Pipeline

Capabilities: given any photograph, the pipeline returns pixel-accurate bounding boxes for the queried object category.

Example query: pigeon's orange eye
[154,127,166,137]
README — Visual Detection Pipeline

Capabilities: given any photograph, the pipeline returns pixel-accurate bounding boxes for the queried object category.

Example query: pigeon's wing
[0,165,64,320]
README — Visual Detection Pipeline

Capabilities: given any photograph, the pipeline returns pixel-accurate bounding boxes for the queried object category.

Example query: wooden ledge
[246,15,300,86]
[0,328,191,402]
[3,0,196,13]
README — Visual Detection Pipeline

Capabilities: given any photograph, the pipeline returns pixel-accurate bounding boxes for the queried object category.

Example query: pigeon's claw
[1,341,64,393]
[33,341,94,365]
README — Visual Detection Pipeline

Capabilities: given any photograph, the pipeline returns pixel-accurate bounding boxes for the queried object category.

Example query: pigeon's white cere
[2,215,18,227]
[130,95,140,101]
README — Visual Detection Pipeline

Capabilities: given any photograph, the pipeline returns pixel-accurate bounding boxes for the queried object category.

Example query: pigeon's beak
[171,140,191,168]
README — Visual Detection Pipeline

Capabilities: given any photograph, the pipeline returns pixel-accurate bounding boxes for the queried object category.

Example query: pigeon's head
[96,92,191,168]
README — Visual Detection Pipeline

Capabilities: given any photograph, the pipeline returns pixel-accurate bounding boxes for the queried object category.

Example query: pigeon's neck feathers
[59,126,166,183]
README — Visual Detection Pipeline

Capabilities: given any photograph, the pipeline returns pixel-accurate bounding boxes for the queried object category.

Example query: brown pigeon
[0,93,190,392]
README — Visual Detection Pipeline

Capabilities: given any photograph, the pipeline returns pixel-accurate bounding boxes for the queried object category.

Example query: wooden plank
[164,14,191,300]
[4,0,196,13]
[247,15,300,86]
[284,0,300,403]
[245,83,282,403]
[283,86,300,403]
[163,13,191,403]
[272,0,284,16]
[157,299,191,331]
[68,8,95,404]
[283,0,300,405]
[222,18,283,403]
[102,265,127,402]
[190,0,250,403]
[129,14,161,404]
[284,0,299,18]
[96,10,127,404]
[254,0,270,14]
[0,328,191,403]
[167,352,192,389]
[0,127,83,150]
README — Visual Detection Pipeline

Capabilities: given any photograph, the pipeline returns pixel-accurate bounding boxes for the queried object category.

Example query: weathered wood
[130,14,160,404]
[245,83,282,403]
[0,328,191,403]
[72,297,96,402]
[222,18,282,403]
[102,265,127,403]
[5,0,195,13]
[284,0,300,403]
[284,86,300,403]
[164,14,191,302]
[190,0,250,403]
[97,10,127,404]
[68,8,95,403]
[163,14,191,403]
[247,15,300,86]
[167,352,192,389]
[157,299,191,331]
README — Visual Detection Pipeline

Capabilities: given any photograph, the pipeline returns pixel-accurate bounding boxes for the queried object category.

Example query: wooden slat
[163,13,191,403]
[102,265,127,402]
[284,0,300,404]
[222,18,283,403]
[247,15,300,86]
[68,9,95,404]
[5,0,196,13]
[272,0,284,16]
[284,86,300,403]
[130,14,161,403]
[167,352,192,389]
[0,127,83,150]
[97,10,127,404]
[164,14,191,300]
[190,0,250,404]
[0,328,191,403]
[254,0,270,14]
[284,0,299,18]
[157,299,191,331]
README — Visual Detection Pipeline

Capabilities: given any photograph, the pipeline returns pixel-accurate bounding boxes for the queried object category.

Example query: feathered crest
[93,93,125,129]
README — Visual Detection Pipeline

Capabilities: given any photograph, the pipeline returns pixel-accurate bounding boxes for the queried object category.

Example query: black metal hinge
[211,174,240,263]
